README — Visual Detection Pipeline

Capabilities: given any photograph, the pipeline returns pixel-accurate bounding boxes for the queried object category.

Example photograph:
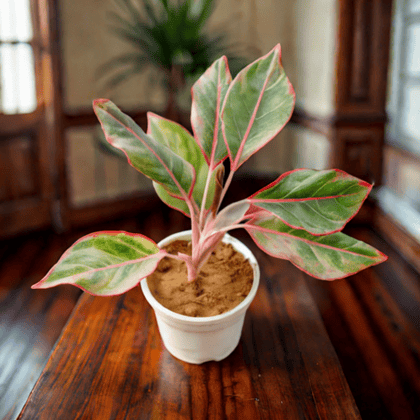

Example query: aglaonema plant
[32,45,387,296]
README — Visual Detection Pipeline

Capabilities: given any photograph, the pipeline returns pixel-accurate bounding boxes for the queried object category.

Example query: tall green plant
[99,0,245,119]
[33,45,387,295]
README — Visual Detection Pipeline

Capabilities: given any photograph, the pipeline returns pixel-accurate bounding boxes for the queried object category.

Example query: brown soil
[147,240,254,317]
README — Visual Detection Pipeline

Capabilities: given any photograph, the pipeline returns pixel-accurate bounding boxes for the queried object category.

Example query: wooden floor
[0,203,419,419]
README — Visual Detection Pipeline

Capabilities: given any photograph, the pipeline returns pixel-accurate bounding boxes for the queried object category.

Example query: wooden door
[0,0,61,238]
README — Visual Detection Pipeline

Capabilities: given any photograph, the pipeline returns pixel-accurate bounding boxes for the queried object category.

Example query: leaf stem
[199,163,214,229]
[216,168,235,213]
[188,200,199,248]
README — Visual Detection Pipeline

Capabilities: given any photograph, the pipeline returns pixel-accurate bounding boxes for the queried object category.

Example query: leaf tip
[31,279,46,289]
[93,98,109,109]
[377,250,389,264]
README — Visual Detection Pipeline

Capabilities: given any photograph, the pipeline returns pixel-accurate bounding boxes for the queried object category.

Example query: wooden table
[18,238,361,419]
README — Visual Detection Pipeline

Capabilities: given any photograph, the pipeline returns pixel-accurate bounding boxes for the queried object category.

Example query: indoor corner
[0,1,419,419]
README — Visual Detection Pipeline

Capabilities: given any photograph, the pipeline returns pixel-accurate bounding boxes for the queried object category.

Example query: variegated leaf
[147,113,220,215]
[191,56,232,166]
[153,181,190,216]
[248,169,372,235]
[212,200,250,231]
[93,99,195,199]
[32,232,165,296]
[246,216,387,280]
[221,44,295,170]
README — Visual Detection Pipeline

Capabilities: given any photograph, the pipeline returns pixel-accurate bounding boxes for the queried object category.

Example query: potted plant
[33,45,387,364]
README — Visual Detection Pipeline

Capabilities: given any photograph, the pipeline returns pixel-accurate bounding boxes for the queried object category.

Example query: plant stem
[189,203,199,250]
[199,164,214,229]
[216,168,235,213]
[167,251,198,283]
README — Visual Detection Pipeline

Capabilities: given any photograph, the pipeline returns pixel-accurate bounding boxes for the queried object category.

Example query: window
[0,0,37,114]
[388,0,420,157]
[0,0,58,238]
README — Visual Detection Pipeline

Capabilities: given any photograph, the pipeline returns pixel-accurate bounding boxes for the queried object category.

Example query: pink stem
[215,168,235,214]
[199,163,215,229]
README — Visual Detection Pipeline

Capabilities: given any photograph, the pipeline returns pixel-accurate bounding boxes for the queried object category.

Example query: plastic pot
[141,230,260,364]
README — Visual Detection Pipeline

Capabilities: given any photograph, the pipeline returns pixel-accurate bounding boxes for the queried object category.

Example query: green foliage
[35,232,164,295]
[98,0,245,92]
[246,216,385,280]
[249,169,372,235]
[33,45,387,296]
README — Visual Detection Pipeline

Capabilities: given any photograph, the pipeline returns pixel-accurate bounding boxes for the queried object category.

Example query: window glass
[387,0,420,157]
[15,0,34,41]
[0,0,16,41]
[0,0,33,41]
[0,0,36,114]
[16,44,37,113]
[409,0,420,14]
[401,83,420,141]
[406,24,420,75]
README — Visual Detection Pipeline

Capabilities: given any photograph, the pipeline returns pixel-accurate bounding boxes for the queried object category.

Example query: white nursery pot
[141,230,260,364]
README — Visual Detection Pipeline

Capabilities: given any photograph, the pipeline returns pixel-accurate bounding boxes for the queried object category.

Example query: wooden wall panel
[348,0,372,102]
[288,0,393,226]
[326,0,393,194]
[335,0,393,118]
[0,132,52,237]
[7,137,38,199]
[330,125,385,183]
[0,135,42,201]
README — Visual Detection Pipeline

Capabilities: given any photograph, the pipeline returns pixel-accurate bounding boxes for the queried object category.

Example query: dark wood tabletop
[17,234,361,420]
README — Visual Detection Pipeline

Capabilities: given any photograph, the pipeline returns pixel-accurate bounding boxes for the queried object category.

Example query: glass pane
[14,0,33,41]
[406,24,420,75]
[0,0,33,41]
[16,44,36,113]
[0,44,17,113]
[409,0,420,14]
[0,44,36,114]
[401,83,420,141]
[0,0,15,41]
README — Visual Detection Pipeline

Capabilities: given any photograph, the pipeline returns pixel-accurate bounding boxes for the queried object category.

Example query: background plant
[33,45,387,295]
[98,0,246,120]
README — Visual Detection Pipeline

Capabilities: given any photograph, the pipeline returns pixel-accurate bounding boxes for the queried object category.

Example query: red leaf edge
[246,168,373,235]
[244,222,388,280]
[32,230,165,295]
[221,44,296,170]
[93,99,196,201]
[190,55,231,168]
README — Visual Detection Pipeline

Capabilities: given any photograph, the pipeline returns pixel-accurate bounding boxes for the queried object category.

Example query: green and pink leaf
[221,44,295,170]
[32,231,165,296]
[245,215,387,280]
[210,200,250,232]
[93,99,195,200]
[191,56,232,167]
[147,113,220,215]
[247,169,372,235]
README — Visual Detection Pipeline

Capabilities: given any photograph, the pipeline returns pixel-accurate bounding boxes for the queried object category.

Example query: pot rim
[140,230,260,325]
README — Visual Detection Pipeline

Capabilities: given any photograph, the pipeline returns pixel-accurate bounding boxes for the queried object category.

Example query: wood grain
[306,227,420,420]
[0,233,81,420]
[2,198,419,420]
[17,231,361,420]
